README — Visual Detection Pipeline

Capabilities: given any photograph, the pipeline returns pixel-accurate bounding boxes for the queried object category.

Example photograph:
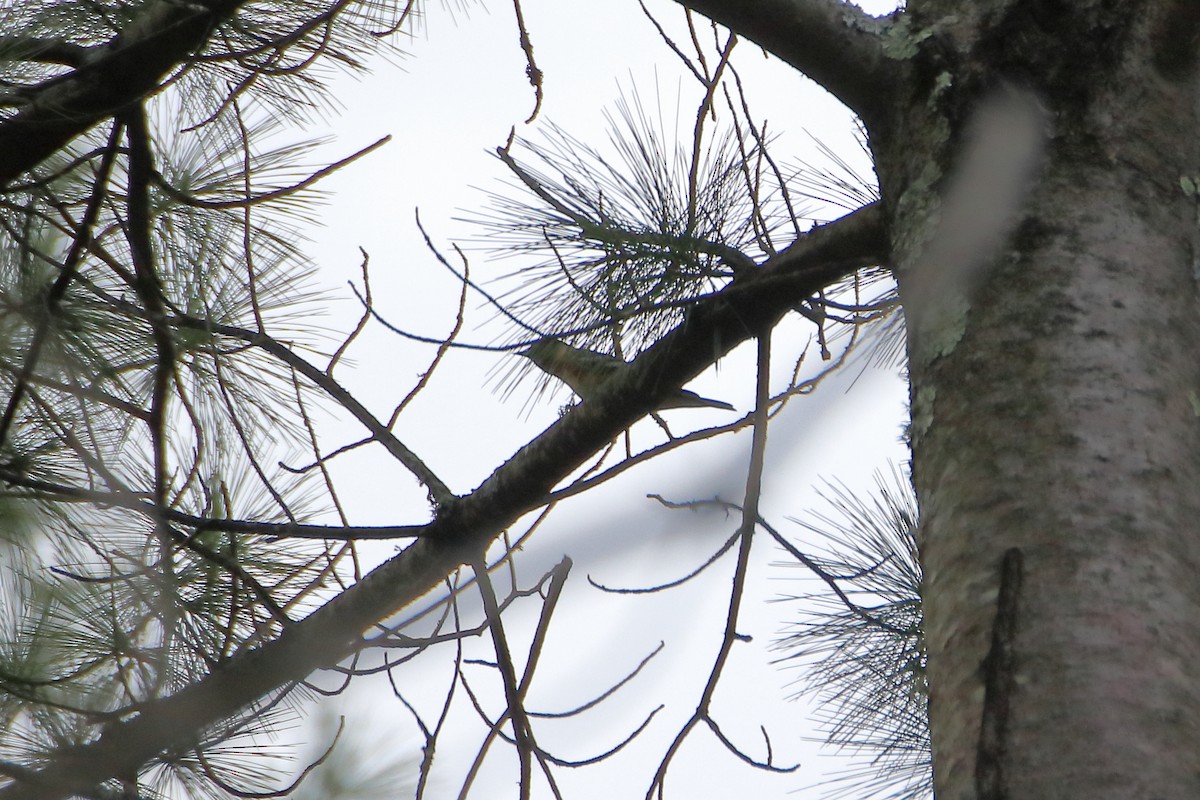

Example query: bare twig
[512,0,543,123]
[472,557,537,799]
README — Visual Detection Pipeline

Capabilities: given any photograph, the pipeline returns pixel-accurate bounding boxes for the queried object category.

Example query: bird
[518,337,734,411]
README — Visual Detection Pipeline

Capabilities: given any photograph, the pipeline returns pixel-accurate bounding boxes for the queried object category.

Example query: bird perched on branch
[519,337,734,411]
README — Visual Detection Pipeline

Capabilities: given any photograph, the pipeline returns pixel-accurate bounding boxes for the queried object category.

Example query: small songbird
[518,337,734,411]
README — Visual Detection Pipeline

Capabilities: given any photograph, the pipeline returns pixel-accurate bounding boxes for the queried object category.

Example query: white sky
[286,1,911,798]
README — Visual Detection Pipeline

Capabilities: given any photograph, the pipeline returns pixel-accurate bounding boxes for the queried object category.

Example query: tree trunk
[877,1,1200,796]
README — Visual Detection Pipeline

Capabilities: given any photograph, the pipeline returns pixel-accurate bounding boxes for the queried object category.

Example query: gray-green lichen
[912,384,937,444]
[892,115,964,368]
[892,109,952,250]
[929,71,954,109]
[881,15,933,59]
[915,290,970,363]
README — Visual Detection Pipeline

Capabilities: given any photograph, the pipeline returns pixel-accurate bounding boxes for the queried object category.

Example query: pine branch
[0,201,887,800]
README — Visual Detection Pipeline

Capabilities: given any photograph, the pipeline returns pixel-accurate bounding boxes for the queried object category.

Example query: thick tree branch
[0,202,886,800]
[674,0,896,128]
[0,0,246,187]
[0,37,92,67]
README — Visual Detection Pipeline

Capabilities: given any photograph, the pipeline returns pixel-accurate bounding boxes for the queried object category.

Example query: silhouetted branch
[674,0,896,127]
[0,2,247,185]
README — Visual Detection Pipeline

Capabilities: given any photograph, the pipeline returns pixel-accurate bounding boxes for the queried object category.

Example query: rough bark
[872,0,1200,796]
